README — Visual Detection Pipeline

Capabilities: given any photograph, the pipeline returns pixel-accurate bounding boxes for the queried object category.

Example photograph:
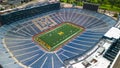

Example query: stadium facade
[0,1,120,68]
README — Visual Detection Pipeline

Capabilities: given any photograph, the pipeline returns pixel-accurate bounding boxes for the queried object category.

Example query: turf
[33,23,84,51]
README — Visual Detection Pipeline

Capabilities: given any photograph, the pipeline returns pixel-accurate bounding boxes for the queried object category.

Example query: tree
[108,0,115,8]
[115,0,120,7]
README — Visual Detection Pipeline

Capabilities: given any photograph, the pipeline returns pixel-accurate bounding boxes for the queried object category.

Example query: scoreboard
[83,3,99,12]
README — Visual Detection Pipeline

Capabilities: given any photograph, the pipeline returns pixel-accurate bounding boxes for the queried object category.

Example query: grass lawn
[60,0,120,12]
[100,4,120,12]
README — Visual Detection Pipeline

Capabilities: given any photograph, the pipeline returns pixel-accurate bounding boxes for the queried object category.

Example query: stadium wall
[0,2,60,25]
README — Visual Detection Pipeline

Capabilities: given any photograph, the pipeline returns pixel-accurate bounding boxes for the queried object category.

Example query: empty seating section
[0,7,116,68]
[103,39,120,62]
[49,8,115,32]
[0,28,22,68]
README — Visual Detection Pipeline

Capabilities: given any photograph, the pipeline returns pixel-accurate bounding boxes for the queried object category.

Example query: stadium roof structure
[104,27,120,39]
[0,2,120,68]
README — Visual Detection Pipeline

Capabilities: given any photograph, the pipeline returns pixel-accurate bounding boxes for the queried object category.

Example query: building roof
[104,27,120,39]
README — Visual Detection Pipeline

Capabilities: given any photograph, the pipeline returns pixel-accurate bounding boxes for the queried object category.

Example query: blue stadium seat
[0,7,117,68]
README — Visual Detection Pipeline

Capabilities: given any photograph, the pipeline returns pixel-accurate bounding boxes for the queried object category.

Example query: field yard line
[52,30,81,50]
[40,23,65,36]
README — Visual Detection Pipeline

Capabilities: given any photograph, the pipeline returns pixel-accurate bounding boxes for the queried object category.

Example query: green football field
[33,23,84,51]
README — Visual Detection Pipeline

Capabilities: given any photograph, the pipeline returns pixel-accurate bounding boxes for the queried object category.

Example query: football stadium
[0,0,120,68]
